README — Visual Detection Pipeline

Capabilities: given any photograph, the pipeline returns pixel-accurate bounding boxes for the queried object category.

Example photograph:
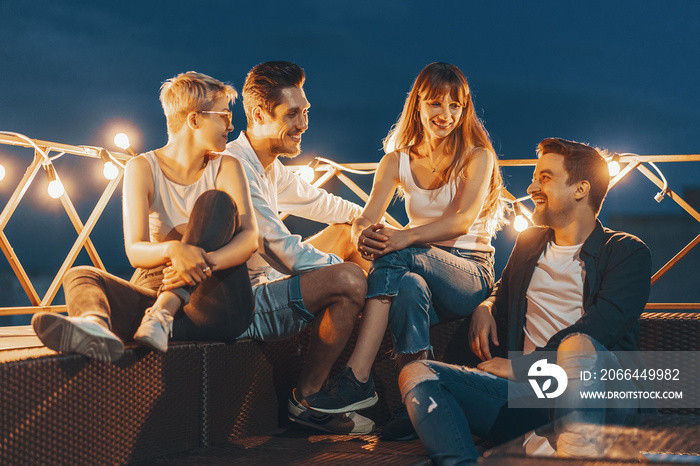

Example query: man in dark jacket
[397,138,651,465]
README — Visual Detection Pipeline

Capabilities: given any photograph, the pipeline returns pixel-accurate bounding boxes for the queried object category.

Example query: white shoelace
[147,308,174,337]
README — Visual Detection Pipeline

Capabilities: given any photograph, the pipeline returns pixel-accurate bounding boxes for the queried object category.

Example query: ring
[203,266,211,273]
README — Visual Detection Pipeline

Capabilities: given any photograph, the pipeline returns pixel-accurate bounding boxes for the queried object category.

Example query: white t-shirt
[523,241,585,354]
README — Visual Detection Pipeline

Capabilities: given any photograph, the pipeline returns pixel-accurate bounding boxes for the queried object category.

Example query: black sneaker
[381,405,418,441]
[305,366,378,414]
[288,390,375,435]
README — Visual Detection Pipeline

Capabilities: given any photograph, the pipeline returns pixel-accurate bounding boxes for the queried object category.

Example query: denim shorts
[237,274,315,342]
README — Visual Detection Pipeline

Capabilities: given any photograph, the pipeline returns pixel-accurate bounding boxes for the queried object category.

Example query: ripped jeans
[400,334,638,465]
[400,361,547,465]
[366,246,493,356]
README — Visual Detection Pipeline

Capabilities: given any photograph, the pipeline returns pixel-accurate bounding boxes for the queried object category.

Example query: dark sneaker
[32,312,124,362]
[305,366,378,414]
[381,405,418,441]
[288,390,375,435]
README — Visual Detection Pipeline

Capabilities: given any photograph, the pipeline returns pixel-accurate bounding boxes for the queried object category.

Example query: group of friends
[31,61,652,465]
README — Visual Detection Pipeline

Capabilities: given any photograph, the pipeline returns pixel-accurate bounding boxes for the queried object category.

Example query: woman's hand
[161,266,187,291]
[375,227,414,255]
[163,242,213,288]
[357,223,415,259]
[161,251,216,290]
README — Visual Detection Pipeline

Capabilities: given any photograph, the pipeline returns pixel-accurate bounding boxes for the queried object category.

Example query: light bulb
[298,166,315,183]
[114,133,131,150]
[0,164,5,181]
[48,179,64,198]
[103,161,119,180]
[514,214,529,232]
[608,160,621,177]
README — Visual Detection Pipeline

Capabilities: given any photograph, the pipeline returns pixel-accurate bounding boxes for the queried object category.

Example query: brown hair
[384,62,506,234]
[242,61,305,124]
[537,138,610,213]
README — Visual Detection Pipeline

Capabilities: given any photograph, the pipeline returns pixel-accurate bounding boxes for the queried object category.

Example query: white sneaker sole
[32,313,124,362]
[288,399,375,435]
[133,333,168,353]
[307,394,379,414]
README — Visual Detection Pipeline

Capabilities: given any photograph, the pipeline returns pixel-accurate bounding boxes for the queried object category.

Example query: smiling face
[197,95,234,152]
[259,86,309,158]
[418,94,463,143]
[527,152,579,228]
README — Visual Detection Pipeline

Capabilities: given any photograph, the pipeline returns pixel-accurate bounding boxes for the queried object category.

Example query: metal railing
[1,132,698,317]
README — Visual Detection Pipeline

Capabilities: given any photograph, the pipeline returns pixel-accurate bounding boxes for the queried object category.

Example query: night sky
[0,1,699,308]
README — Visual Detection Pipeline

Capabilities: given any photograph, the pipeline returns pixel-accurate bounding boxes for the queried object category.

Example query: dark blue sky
[0,1,699,298]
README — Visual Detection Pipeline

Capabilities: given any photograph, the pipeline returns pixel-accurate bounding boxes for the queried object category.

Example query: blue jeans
[366,246,493,355]
[402,362,548,465]
[402,335,638,465]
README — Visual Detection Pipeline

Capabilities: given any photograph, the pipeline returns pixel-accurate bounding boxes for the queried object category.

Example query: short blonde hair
[160,71,237,134]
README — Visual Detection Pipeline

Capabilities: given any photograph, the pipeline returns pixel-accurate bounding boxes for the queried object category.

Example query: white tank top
[143,151,222,243]
[399,151,493,252]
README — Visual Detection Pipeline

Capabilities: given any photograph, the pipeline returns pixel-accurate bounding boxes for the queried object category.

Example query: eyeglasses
[199,110,232,127]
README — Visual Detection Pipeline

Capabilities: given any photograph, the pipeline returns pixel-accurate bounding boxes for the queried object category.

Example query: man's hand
[477,357,511,379]
[357,223,388,260]
[469,302,499,361]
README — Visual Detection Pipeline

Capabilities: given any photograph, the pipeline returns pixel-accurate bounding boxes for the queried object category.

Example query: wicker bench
[0,312,698,465]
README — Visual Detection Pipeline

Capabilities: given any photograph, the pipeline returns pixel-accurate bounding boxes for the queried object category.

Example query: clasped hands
[161,242,215,291]
[356,223,413,261]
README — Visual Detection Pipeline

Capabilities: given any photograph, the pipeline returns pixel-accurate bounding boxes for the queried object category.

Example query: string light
[114,133,137,157]
[513,203,529,232]
[99,149,119,180]
[297,158,320,183]
[607,153,621,177]
[43,162,64,199]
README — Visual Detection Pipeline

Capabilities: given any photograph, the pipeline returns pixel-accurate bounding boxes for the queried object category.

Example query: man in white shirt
[225,61,374,435]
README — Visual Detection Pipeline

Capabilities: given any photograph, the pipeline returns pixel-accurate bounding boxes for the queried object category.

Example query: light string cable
[81,145,127,169]
[313,157,377,175]
[648,161,668,202]
[0,131,64,197]
[616,152,668,202]
[0,131,51,163]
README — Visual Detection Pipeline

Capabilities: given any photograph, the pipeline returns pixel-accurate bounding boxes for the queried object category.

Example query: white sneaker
[133,307,174,353]
[31,313,124,362]
[557,424,606,458]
